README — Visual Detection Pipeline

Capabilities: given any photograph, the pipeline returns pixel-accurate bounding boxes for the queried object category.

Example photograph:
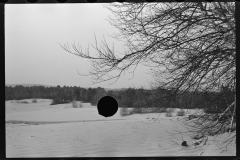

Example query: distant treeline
[5,85,107,106]
[5,85,235,110]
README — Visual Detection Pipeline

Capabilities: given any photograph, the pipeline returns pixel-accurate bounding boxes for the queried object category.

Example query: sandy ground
[6,99,236,157]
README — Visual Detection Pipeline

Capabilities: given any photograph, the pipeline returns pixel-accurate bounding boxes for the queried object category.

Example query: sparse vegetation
[32,99,37,103]
[165,112,172,117]
[71,101,84,108]
[132,108,143,114]
[120,107,170,116]
[120,108,132,116]
[72,101,78,108]
[79,102,83,108]
[152,107,167,113]
[165,108,174,117]
[177,109,185,116]
[19,101,28,104]
[51,98,71,105]
[204,108,222,114]
[191,134,205,140]
[188,114,200,120]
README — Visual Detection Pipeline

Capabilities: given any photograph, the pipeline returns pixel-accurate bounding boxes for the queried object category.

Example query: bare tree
[60,2,235,92]
[60,2,236,150]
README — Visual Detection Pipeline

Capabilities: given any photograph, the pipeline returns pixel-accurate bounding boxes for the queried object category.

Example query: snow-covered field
[6,99,236,157]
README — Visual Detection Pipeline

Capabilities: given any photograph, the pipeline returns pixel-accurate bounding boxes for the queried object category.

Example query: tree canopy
[60,2,235,94]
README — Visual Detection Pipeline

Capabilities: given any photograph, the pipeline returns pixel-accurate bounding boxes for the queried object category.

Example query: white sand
[6,99,236,157]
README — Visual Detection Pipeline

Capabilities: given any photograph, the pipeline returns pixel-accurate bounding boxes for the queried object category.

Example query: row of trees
[114,86,235,112]
[5,85,106,105]
[5,85,234,111]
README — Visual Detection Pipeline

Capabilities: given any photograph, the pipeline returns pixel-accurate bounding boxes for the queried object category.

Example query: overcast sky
[5,4,152,89]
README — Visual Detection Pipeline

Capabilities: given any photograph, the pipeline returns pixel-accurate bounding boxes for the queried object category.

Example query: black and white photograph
[5,3,236,157]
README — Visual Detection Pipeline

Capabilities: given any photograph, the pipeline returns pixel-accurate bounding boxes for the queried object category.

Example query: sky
[5,4,152,89]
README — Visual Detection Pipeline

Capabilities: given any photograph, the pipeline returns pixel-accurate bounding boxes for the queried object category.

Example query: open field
[6,99,236,157]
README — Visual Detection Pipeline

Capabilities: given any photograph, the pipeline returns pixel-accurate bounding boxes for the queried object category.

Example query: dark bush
[204,108,222,114]
[72,101,78,108]
[177,109,185,116]
[51,98,71,105]
[120,108,132,116]
[188,114,200,120]
[165,108,174,117]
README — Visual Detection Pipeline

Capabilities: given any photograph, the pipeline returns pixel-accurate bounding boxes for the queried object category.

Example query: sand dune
[6,99,236,157]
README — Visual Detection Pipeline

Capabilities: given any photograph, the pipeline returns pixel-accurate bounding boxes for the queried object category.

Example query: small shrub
[79,102,83,108]
[32,99,37,103]
[204,107,222,114]
[128,107,168,114]
[128,109,133,115]
[72,101,78,108]
[120,108,129,116]
[51,99,59,105]
[225,126,236,133]
[165,108,174,117]
[165,112,172,117]
[90,101,97,106]
[132,108,143,114]
[177,109,185,116]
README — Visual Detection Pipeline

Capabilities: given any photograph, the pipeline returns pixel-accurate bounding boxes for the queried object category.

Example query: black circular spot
[97,96,118,118]
[145,0,156,2]
[27,0,37,3]
[205,0,214,2]
[86,0,96,2]
[57,0,68,3]
[116,0,125,3]
[175,0,185,2]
